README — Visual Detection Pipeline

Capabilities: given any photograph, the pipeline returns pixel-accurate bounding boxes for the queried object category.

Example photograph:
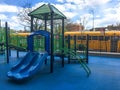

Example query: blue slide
[7,51,48,80]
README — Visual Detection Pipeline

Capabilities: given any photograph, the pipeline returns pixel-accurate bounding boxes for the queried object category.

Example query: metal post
[91,10,95,31]
[17,50,19,58]
[93,12,95,31]
[50,12,54,73]
[61,18,65,67]
[68,34,70,64]
[8,27,11,56]
[44,14,47,31]
[86,34,89,63]
[44,18,47,64]
[74,35,76,53]
[5,22,9,63]
[31,16,34,32]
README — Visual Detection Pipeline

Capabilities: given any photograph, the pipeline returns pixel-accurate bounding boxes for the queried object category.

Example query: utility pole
[90,9,95,31]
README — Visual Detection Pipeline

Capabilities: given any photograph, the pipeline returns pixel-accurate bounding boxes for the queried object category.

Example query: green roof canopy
[28,4,66,20]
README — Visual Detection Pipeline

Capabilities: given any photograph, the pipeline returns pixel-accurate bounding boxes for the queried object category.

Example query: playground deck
[0,51,120,90]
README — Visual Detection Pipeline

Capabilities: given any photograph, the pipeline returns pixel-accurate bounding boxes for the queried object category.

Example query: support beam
[61,18,65,67]
[44,19,47,64]
[31,16,34,32]
[50,12,54,73]
[44,15,47,31]
[5,22,9,63]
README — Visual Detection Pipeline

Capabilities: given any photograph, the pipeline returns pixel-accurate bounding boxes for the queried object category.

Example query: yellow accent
[11,33,30,36]
[64,31,120,52]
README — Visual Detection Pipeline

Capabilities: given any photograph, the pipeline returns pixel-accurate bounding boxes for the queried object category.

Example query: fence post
[74,35,76,53]
[68,34,70,63]
[86,34,89,63]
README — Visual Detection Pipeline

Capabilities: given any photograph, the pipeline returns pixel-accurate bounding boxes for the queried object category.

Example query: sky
[0,0,120,30]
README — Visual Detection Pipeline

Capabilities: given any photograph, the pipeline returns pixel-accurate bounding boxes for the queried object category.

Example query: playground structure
[0,4,91,80]
[6,29,90,80]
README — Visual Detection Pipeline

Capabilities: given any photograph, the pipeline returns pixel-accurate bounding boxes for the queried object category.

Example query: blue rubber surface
[0,52,120,90]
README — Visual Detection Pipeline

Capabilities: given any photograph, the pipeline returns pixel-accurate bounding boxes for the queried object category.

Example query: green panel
[9,34,28,49]
[33,35,45,52]
[28,4,66,20]
[18,36,27,48]
[0,27,5,43]
[54,34,62,53]
[29,4,51,15]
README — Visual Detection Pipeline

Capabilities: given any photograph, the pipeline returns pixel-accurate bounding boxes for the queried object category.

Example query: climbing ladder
[63,48,91,76]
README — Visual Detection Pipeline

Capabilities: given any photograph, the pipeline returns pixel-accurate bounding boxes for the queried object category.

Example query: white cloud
[8,16,23,30]
[32,2,47,10]
[114,5,120,22]
[11,16,19,23]
[87,12,118,28]
[32,1,119,29]
[64,3,77,11]
[64,12,78,19]
[0,14,7,20]
[57,0,64,3]
[0,0,120,30]
[86,0,111,6]
[0,4,18,12]
[54,4,66,12]
[65,0,84,4]
[98,5,120,26]
[0,4,24,30]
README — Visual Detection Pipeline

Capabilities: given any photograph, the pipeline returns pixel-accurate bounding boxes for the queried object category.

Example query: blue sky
[0,0,120,30]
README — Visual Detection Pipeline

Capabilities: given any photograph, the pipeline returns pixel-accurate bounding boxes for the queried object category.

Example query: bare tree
[80,16,89,31]
[17,2,44,31]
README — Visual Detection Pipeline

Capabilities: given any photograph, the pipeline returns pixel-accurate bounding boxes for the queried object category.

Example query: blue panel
[27,35,34,52]
[27,30,50,53]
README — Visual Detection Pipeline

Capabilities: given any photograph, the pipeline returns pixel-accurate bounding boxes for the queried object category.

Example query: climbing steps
[63,48,91,76]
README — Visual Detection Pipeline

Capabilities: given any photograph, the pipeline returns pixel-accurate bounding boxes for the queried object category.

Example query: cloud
[57,0,64,3]
[0,4,23,30]
[8,16,23,30]
[32,2,47,10]
[64,12,78,19]
[0,15,23,30]
[86,0,111,7]
[54,4,66,12]
[0,14,7,20]
[65,0,85,4]
[32,1,120,30]
[1,1,120,31]
[0,4,18,12]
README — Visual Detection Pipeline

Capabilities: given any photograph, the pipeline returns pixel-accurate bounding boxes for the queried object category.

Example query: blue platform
[0,51,120,90]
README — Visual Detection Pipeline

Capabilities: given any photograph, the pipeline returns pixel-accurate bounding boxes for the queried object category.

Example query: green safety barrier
[59,47,91,77]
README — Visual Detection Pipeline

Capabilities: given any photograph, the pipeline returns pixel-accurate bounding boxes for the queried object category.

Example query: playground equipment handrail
[55,47,91,76]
